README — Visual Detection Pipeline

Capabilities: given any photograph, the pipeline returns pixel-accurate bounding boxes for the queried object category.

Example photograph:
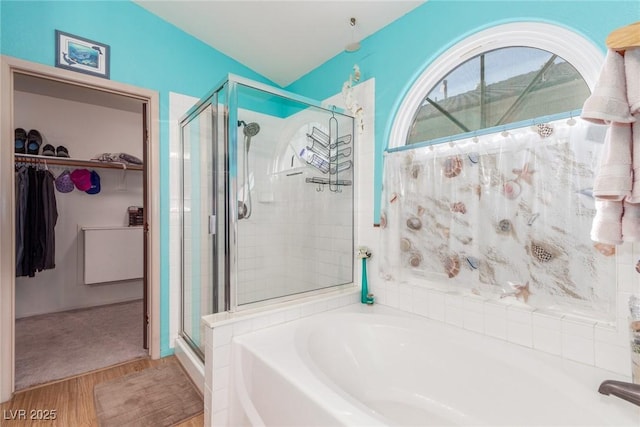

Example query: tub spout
[598,380,640,407]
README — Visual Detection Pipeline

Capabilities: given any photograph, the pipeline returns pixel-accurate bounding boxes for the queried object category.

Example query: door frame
[0,55,161,402]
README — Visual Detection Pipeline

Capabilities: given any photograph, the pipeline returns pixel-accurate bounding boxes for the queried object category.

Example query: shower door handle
[209,214,216,235]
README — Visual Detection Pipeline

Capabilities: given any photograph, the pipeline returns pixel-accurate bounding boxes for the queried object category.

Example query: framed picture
[55,30,110,79]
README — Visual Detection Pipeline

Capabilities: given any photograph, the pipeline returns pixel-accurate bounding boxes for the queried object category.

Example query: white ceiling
[134,0,425,86]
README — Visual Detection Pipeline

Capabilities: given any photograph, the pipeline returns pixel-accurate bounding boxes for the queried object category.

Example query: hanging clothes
[16,165,58,277]
[41,170,58,270]
[15,166,28,276]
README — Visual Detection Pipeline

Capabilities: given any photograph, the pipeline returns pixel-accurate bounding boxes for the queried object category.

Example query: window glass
[407,47,590,145]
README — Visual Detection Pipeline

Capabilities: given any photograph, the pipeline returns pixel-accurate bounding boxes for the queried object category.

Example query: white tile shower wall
[203,290,360,427]
[235,109,354,306]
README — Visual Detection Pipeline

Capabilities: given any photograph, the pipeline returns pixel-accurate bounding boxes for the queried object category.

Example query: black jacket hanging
[19,166,58,277]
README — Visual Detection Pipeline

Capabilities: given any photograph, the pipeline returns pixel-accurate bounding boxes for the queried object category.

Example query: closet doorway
[0,57,160,400]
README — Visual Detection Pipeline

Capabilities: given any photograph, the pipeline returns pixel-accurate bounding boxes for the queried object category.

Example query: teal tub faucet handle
[357,247,374,304]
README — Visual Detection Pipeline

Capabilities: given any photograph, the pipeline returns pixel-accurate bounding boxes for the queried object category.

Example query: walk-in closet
[12,72,149,390]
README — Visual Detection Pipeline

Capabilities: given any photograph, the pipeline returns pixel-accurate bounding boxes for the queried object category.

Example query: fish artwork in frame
[55,30,110,79]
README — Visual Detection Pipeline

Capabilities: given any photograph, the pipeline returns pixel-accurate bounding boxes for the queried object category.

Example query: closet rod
[14,153,143,171]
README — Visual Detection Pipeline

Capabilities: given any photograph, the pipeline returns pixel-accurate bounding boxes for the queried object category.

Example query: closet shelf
[14,153,143,171]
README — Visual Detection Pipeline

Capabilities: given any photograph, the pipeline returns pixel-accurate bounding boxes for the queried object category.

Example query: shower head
[238,120,260,153]
[244,122,261,137]
[238,120,261,137]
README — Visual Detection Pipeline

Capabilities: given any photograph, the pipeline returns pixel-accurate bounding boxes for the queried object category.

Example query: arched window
[389,23,604,149]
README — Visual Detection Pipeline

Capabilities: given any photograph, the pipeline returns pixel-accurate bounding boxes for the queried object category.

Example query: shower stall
[179,75,355,359]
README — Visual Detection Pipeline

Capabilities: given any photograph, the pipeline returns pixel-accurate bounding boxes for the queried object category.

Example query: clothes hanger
[606,21,640,52]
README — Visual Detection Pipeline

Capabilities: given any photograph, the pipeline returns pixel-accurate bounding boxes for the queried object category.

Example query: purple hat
[85,170,101,194]
[70,168,92,191]
[55,170,74,193]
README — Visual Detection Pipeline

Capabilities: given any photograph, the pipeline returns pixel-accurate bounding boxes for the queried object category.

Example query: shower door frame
[179,88,221,359]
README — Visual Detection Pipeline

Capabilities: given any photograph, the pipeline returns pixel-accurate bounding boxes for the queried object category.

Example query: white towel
[623,201,640,242]
[628,120,640,203]
[581,49,635,124]
[591,200,623,245]
[625,48,640,204]
[592,122,632,200]
[626,47,640,114]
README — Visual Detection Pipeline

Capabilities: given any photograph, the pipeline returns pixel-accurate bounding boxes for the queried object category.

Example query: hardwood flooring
[0,356,204,427]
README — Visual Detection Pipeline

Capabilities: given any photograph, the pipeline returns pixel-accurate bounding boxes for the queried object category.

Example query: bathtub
[228,304,639,426]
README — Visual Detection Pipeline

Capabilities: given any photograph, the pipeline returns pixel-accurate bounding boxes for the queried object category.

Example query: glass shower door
[180,98,217,358]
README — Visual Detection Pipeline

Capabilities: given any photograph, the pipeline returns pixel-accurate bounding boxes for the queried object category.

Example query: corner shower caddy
[303,122,353,192]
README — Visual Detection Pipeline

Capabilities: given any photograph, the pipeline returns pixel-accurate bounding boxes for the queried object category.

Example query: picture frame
[55,30,110,79]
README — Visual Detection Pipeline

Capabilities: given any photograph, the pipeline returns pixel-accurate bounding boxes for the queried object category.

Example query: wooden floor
[0,356,204,426]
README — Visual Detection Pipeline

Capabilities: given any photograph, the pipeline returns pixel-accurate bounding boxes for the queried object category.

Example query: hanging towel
[584,49,640,244]
[582,49,635,124]
[592,122,633,200]
[622,201,640,242]
[624,48,640,203]
[626,48,640,114]
[591,200,623,245]
[628,120,640,203]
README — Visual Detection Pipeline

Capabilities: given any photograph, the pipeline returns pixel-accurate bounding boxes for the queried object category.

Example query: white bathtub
[229,304,639,426]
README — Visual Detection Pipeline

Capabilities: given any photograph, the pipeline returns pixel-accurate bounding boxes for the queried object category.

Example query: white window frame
[388,22,605,149]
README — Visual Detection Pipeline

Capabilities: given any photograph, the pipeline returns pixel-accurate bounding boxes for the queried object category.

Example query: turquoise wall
[286,0,640,222]
[1,0,273,357]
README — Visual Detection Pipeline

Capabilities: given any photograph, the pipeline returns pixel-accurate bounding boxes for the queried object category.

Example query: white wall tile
[427,290,446,322]
[412,287,430,318]
[212,325,233,348]
[563,318,595,339]
[463,310,484,334]
[534,329,562,356]
[213,367,230,391]
[384,284,399,309]
[562,319,595,365]
[595,323,627,346]
[483,301,507,340]
[484,314,507,340]
[507,306,535,324]
[507,319,533,348]
[532,311,562,330]
[445,294,464,328]
[212,387,229,413]
[595,341,631,376]
[213,344,231,370]
[212,409,228,427]
[532,312,563,355]
[398,285,413,312]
